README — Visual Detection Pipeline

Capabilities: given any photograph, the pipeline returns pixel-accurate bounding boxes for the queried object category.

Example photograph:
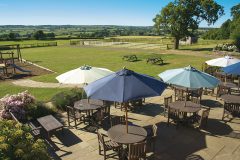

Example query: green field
[0,38,219,101]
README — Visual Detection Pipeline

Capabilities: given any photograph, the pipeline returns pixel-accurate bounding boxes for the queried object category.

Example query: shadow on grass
[180,48,213,52]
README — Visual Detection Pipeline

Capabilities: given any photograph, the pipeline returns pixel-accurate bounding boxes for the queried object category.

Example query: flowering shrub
[0,91,35,121]
[214,43,239,52]
[0,120,50,160]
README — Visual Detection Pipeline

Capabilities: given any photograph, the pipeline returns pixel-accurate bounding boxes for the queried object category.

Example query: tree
[8,32,17,40]
[153,0,224,49]
[32,30,45,40]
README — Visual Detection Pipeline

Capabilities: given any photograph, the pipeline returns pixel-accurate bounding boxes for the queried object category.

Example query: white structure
[205,56,240,67]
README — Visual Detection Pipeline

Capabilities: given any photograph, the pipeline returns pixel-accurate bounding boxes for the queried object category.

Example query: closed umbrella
[158,66,220,89]
[222,62,240,75]
[84,68,167,132]
[56,65,113,84]
[205,56,240,67]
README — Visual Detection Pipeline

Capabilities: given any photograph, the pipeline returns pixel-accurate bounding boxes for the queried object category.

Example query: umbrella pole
[124,103,128,133]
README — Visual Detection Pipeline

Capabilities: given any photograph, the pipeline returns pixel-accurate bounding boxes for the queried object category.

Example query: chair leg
[104,151,106,160]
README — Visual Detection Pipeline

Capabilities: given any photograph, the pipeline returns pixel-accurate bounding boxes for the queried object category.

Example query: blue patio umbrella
[222,62,240,75]
[158,66,220,89]
[84,68,167,132]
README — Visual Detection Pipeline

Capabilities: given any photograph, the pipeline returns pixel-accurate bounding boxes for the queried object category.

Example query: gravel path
[12,79,83,88]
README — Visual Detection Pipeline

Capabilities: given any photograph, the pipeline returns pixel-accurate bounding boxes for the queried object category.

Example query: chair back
[224,102,240,117]
[214,72,225,82]
[174,88,186,101]
[199,107,210,127]
[191,97,200,105]
[168,107,179,119]
[110,115,126,127]
[66,106,76,118]
[102,105,110,118]
[164,96,172,109]
[97,130,105,149]
[128,141,147,160]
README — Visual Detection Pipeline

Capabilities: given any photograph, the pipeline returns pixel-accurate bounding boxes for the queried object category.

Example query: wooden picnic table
[37,115,63,138]
[108,124,147,144]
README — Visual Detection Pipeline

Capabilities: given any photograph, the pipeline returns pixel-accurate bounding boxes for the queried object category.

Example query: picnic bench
[9,111,41,137]
[122,55,138,62]
[146,57,164,65]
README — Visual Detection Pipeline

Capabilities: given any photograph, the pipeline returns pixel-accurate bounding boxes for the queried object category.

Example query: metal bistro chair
[97,130,121,160]
[126,141,147,160]
[66,106,85,128]
[110,115,126,127]
[163,95,173,117]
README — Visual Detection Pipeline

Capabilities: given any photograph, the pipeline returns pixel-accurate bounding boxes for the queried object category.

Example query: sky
[0,0,239,27]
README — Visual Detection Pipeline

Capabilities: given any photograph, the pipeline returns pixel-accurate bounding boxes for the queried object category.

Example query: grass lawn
[0,43,212,101]
[0,81,69,101]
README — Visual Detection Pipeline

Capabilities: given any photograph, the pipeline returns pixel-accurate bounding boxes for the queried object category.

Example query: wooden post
[124,103,128,133]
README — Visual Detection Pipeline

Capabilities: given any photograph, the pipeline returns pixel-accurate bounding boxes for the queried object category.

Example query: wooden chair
[66,106,85,128]
[174,88,187,101]
[190,107,210,128]
[167,107,180,127]
[110,115,126,127]
[125,141,147,160]
[163,96,172,117]
[9,111,42,138]
[97,130,121,160]
[190,97,201,105]
[190,88,203,101]
[222,102,240,120]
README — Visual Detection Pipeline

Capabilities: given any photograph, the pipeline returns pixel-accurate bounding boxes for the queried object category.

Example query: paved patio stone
[46,89,240,160]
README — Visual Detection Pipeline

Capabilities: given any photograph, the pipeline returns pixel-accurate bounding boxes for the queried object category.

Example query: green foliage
[51,88,84,111]
[202,3,240,40]
[0,120,50,160]
[153,0,224,49]
[25,101,57,120]
[32,30,55,40]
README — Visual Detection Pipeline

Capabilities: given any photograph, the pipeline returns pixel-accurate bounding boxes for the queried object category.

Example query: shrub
[0,91,57,121]
[0,120,51,160]
[51,88,84,111]
[25,101,57,120]
[0,91,35,121]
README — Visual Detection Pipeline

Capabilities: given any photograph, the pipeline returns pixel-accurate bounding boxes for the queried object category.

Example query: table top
[74,99,102,111]
[220,82,237,88]
[169,101,201,113]
[108,124,147,144]
[221,94,240,104]
[37,115,63,132]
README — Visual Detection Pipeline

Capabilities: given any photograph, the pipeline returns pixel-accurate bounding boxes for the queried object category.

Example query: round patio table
[107,124,147,144]
[74,99,102,111]
[220,82,237,89]
[169,101,201,113]
[221,94,240,104]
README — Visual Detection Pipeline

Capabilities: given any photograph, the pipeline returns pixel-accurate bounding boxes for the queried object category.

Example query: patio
[47,88,240,160]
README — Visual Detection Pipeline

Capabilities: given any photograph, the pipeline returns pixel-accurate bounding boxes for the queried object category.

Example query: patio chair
[110,115,126,127]
[125,141,147,160]
[189,107,210,129]
[9,111,42,138]
[174,88,187,101]
[222,102,240,121]
[97,130,121,160]
[190,97,201,105]
[190,88,203,102]
[146,124,158,153]
[66,106,85,128]
[167,107,180,128]
[163,95,173,117]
